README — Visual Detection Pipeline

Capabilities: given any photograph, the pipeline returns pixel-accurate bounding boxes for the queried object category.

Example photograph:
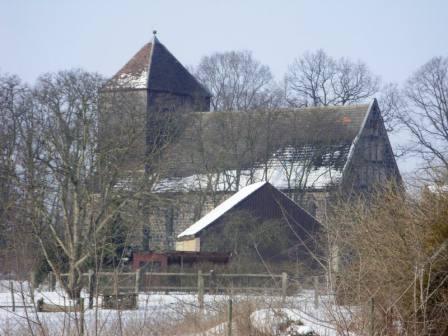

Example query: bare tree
[397,56,448,171]
[0,73,43,276]
[285,49,380,107]
[20,69,177,299]
[194,50,278,111]
[26,70,106,299]
[377,82,406,133]
[0,74,21,253]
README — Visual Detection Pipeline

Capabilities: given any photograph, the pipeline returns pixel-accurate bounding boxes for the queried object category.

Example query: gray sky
[1,0,447,84]
[1,0,447,174]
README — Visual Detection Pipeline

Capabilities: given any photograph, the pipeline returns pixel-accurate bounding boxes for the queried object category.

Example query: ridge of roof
[147,35,157,88]
[178,181,267,238]
[191,103,371,117]
[289,104,371,113]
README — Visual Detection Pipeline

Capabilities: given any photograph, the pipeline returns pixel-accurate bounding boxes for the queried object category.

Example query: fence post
[48,271,55,291]
[369,297,375,336]
[30,271,36,302]
[227,298,233,336]
[281,272,288,302]
[135,268,142,293]
[209,269,216,294]
[87,269,94,309]
[197,270,204,309]
[79,297,85,336]
[314,276,319,309]
[30,271,36,291]
[9,280,15,312]
[113,271,118,296]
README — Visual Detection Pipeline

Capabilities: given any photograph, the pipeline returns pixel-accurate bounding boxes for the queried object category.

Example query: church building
[100,35,402,257]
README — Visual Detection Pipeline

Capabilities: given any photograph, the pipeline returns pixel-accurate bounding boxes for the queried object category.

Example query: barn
[176,182,321,270]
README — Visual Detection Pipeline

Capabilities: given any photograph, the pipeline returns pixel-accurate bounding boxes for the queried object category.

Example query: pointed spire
[152,30,159,44]
[105,32,210,97]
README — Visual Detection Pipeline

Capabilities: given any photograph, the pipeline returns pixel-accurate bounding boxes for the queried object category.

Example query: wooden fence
[56,270,291,305]
[0,272,325,311]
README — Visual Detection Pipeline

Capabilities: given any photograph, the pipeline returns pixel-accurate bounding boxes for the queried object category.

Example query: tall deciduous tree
[0,74,21,248]
[397,56,448,171]
[20,69,174,298]
[194,50,278,111]
[30,70,107,298]
[377,82,406,133]
[26,69,186,298]
[285,49,380,107]
[0,73,37,273]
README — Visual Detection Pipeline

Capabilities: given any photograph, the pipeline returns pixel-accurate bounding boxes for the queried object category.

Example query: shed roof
[178,182,266,237]
[178,181,319,238]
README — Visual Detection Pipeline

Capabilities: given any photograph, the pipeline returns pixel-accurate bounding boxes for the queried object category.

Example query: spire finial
[152,30,158,43]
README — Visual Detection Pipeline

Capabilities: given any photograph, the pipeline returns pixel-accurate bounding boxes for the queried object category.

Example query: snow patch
[251,308,336,336]
[108,70,148,89]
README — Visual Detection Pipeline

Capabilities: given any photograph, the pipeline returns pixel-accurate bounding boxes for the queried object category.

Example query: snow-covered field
[0,281,352,335]
[0,282,200,335]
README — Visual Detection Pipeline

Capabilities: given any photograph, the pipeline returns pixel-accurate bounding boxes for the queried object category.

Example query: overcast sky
[1,0,447,174]
[2,0,447,84]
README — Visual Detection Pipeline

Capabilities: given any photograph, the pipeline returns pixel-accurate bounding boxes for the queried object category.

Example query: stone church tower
[100,33,211,170]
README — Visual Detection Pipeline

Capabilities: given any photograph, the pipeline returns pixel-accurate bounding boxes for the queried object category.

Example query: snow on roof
[155,155,343,193]
[113,70,149,89]
[177,181,267,238]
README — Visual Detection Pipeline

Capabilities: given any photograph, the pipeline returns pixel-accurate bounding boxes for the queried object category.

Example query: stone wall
[144,192,230,250]
[99,88,210,172]
[148,90,209,114]
[99,89,148,171]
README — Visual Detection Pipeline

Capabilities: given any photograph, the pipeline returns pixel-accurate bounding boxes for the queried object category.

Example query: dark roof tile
[162,104,371,180]
[103,38,210,97]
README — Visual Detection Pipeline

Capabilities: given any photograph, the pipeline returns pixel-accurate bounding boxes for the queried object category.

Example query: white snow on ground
[251,291,356,336]
[0,282,354,335]
[251,308,337,336]
[184,321,236,336]
[0,280,199,334]
[0,280,31,293]
[0,289,201,335]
